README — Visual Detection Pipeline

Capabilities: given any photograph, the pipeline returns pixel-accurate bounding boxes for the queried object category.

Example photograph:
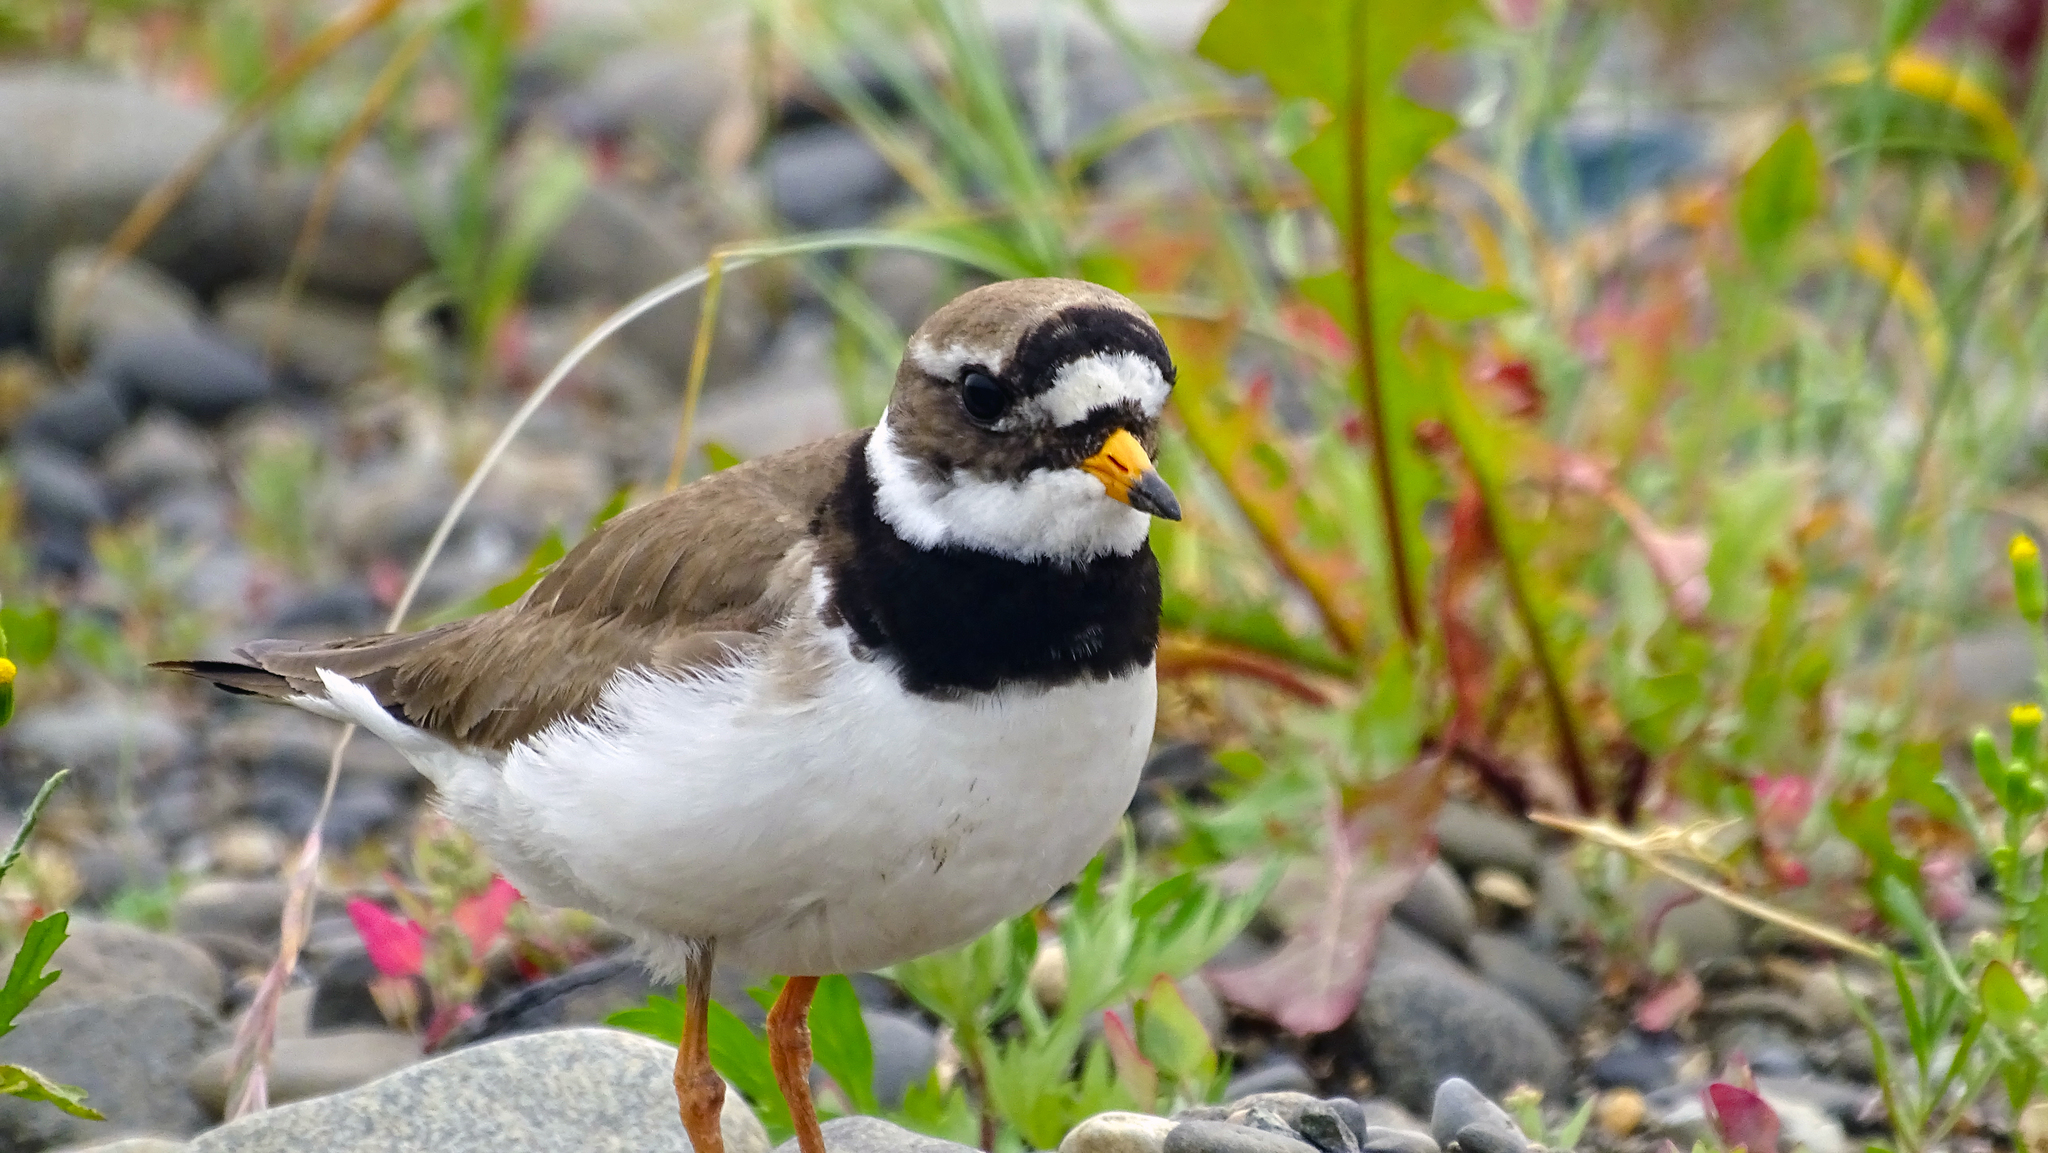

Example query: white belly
[394,621,1155,976]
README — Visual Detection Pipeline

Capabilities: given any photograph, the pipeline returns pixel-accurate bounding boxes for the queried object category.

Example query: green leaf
[1132,874,1195,922]
[0,912,69,1037]
[0,772,69,888]
[0,602,58,666]
[702,443,743,473]
[588,486,632,530]
[1980,961,2030,1033]
[0,1064,101,1120]
[605,994,681,1043]
[707,998,789,1139]
[809,975,878,1114]
[1738,119,1824,264]
[1133,975,1216,1086]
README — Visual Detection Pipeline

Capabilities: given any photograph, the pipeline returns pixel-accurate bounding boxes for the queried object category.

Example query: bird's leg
[675,945,727,1153]
[767,975,827,1153]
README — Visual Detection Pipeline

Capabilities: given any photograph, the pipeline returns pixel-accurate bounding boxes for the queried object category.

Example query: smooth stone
[1595,1088,1646,1136]
[546,42,739,164]
[1428,1079,1524,1151]
[39,247,201,354]
[1434,804,1541,878]
[1589,1033,1677,1092]
[103,414,220,502]
[1634,880,1744,965]
[0,993,219,1150]
[774,1116,972,1153]
[171,880,292,943]
[10,693,186,787]
[862,1009,937,1110]
[1466,932,1594,1035]
[1753,1077,1883,1127]
[1528,853,1591,948]
[215,283,380,394]
[95,327,270,424]
[189,1028,769,1153]
[309,944,391,1032]
[761,123,903,231]
[1222,1058,1318,1101]
[1711,1018,1809,1077]
[442,954,655,1048]
[249,149,429,300]
[1359,1129,1438,1153]
[16,375,130,456]
[49,1138,189,1153]
[189,1029,421,1117]
[1448,1124,1527,1153]
[1061,1111,1176,1153]
[33,918,225,1011]
[15,443,111,528]
[1164,1120,1318,1153]
[1224,1093,1320,1127]
[1704,989,1824,1034]
[1391,861,1476,955]
[1355,959,1568,1115]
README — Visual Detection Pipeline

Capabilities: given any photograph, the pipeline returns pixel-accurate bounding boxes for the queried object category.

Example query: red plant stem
[1439,737,1533,815]
[1157,635,1337,707]
[1343,0,1422,645]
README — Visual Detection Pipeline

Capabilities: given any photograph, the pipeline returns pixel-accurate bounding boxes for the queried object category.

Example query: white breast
[320,576,1156,978]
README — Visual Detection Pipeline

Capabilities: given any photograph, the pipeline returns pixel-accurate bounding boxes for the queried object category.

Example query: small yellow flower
[2015,704,2044,728]
[2014,535,2048,624]
[0,658,15,686]
[2014,534,2041,563]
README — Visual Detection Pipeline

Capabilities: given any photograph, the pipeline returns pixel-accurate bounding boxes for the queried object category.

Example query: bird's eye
[960,371,1009,424]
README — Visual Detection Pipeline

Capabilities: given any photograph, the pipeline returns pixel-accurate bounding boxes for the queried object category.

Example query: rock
[1223,1093,1321,1129]
[171,879,292,943]
[1710,1018,1808,1077]
[15,443,112,529]
[1704,989,1823,1035]
[1529,854,1591,948]
[102,415,220,503]
[861,1009,937,1110]
[1165,1120,1318,1153]
[248,149,431,301]
[188,1030,421,1117]
[1594,1088,1646,1136]
[1433,804,1540,878]
[1391,861,1476,955]
[690,318,851,459]
[1061,1112,1176,1153]
[30,918,224,1011]
[50,1137,190,1153]
[187,1028,768,1153]
[1447,1125,1525,1153]
[526,182,764,383]
[38,248,201,355]
[441,954,656,1048]
[95,327,270,423]
[1465,933,1594,1036]
[310,944,391,1032]
[69,831,169,908]
[209,822,287,878]
[762,123,904,231]
[774,1117,971,1153]
[1294,1102,1360,1153]
[1635,881,1745,965]
[0,67,257,344]
[1030,939,1069,1010]
[11,694,187,789]
[1354,957,1568,1116]
[215,283,382,393]
[15,375,131,456]
[1589,1033,1677,1092]
[1222,1057,1318,1101]
[0,993,219,1150]
[1468,870,1533,912]
[2019,1099,2048,1153]
[546,43,743,173]
[1359,1129,1437,1153]
[1428,1080,1525,1153]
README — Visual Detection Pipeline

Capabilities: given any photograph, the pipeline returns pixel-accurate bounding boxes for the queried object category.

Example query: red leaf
[1704,1083,1780,1153]
[1102,1008,1157,1105]
[453,876,521,959]
[347,897,425,979]
[1208,761,1445,1033]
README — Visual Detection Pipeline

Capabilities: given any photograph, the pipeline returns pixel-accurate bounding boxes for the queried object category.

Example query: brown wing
[157,431,864,751]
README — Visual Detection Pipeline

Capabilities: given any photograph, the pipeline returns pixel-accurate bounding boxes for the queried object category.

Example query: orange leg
[674,947,727,1153]
[767,975,828,1153]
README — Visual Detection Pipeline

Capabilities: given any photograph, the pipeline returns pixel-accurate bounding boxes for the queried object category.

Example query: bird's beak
[1079,429,1181,521]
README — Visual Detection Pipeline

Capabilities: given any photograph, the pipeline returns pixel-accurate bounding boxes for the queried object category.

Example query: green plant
[0,617,101,1122]
[610,833,1263,1150]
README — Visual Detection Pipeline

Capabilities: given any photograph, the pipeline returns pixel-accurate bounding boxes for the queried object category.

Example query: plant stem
[1341,0,1421,646]
[0,770,68,883]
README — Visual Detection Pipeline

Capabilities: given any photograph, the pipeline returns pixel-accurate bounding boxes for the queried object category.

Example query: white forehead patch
[1036,351,1171,428]
[908,335,1007,380]
[866,417,1151,562]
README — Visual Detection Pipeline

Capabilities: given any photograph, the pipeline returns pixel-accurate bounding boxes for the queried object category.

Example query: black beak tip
[1131,471,1182,522]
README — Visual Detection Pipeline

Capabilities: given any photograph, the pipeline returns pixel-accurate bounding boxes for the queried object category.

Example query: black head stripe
[1006,305,1174,395]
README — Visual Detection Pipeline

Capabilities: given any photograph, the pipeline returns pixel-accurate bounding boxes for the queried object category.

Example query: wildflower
[2012,534,2046,623]
[347,898,425,979]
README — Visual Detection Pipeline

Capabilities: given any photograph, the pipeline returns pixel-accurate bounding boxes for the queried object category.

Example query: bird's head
[868,278,1179,564]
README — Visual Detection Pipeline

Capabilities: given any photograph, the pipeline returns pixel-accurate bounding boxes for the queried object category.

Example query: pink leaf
[1704,1082,1780,1153]
[452,876,521,959]
[1634,970,1702,1032]
[1208,761,1444,1034]
[1102,1010,1157,1106]
[348,897,425,979]
[1750,775,1815,835]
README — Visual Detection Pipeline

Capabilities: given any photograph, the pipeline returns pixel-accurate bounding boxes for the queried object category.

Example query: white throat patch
[1036,351,1171,427]
[866,418,1151,563]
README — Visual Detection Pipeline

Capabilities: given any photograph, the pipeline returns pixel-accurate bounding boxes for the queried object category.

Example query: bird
[155,277,1181,1153]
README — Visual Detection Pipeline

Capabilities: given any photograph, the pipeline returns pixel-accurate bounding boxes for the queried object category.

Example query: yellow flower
[2015,534,2041,563]
[2014,535,2047,624]
[0,658,15,686]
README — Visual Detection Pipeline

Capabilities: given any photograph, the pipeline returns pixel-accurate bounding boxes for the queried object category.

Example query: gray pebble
[1294,1102,1359,1153]
[1360,1129,1440,1153]
[1166,1120,1318,1153]
[1449,1124,1528,1153]
[1429,1080,1522,1150]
